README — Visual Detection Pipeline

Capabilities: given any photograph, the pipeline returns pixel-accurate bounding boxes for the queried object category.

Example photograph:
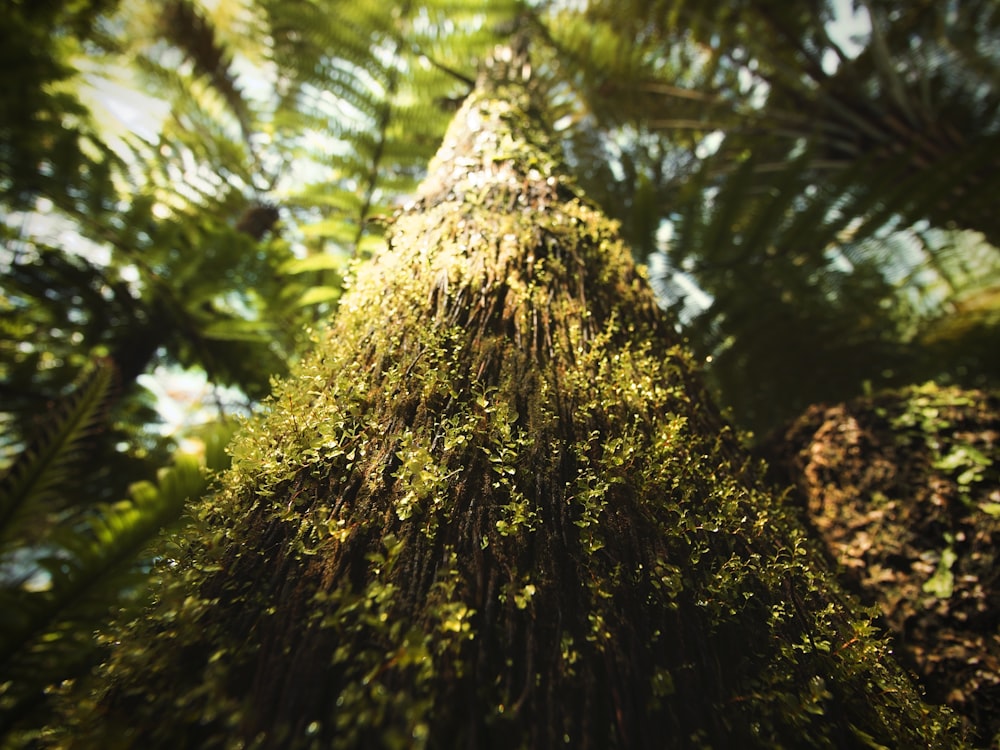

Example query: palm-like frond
[0,359,117,540]
[0,1,121,211]
[543,0,1000,432]
[0,422,235,741]
[262,0,514,259]
[558,0,1000,245]
[160,0,256,144]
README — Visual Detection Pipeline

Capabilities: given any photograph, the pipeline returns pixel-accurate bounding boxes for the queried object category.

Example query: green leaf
[279,254,347,274]
[296,286,343,307]
[922,546,957,599]
[933,444,991,473]
[0,358,116,539]
[202,319,275,343]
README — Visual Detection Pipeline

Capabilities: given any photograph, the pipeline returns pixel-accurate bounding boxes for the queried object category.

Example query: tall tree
[52,51,961,748]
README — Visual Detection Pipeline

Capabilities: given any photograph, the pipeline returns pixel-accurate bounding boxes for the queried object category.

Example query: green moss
[48,79,969,750]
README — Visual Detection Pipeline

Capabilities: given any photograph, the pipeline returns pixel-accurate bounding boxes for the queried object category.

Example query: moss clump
[50,81,966,749]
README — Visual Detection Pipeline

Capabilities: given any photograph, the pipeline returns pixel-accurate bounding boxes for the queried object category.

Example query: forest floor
[762,384,1000,747]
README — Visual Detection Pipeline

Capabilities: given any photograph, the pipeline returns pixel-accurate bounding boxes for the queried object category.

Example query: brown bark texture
[51,70,965,749]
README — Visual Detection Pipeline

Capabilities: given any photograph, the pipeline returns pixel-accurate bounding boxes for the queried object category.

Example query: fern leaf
[0,426,235,739]
[160,0,255,143]
[0,359,117,542]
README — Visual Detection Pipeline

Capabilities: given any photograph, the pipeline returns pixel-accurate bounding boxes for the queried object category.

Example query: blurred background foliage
[0,0,998,741]
[547,0,1000,433]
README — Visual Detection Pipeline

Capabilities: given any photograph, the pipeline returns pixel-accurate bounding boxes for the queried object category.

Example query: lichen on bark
[52,76,965,748]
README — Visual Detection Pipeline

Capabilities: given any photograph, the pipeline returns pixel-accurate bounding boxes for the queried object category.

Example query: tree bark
[54,69,964,749]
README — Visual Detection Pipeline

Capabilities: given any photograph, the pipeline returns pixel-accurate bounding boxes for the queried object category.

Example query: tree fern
[2,1,997,742]
[542,0,1000,432]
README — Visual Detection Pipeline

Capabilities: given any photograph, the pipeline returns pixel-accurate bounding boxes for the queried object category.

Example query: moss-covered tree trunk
[54,62,964,749]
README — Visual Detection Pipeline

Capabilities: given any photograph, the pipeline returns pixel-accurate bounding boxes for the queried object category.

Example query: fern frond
[0,424,235,740]
[159,0,255,143]
[0,359,117,543]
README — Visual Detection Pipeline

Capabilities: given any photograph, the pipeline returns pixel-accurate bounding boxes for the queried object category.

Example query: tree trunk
[54,66,964,749]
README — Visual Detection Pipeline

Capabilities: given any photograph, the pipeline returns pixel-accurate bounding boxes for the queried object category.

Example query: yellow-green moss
[49,79,967,749]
